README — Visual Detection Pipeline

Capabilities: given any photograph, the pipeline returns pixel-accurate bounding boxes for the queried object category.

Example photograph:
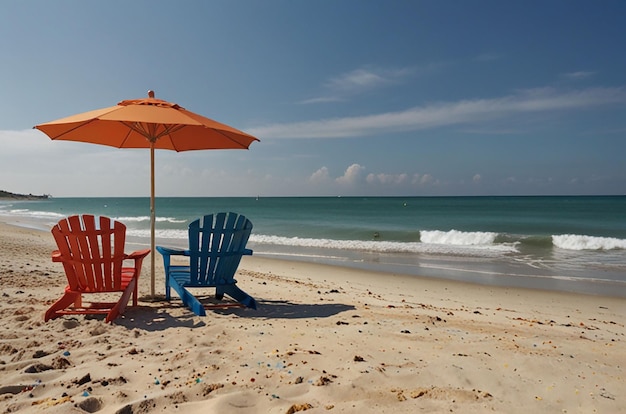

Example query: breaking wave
[249,232,517,257]
[552,234,626,251]
[420,230,498,245]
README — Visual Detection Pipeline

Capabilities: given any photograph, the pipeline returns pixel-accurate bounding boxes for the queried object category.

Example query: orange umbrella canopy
[34,91,259,296]
[35,91,259,150]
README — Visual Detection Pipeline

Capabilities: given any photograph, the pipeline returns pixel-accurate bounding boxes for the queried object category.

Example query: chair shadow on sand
[211,299,356,319]
[114,304,208,331]
[114,297,356,331]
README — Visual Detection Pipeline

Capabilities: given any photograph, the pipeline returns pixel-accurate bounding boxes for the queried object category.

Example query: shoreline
[2,197,625,301]
[0,220,625,413]
[245,249,626,299]
[3,217,626,299]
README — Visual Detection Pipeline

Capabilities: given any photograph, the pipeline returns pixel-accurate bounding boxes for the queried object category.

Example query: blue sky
[1,1,625,197]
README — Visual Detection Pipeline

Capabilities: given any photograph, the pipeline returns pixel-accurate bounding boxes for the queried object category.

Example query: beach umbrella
[34,90,259,296]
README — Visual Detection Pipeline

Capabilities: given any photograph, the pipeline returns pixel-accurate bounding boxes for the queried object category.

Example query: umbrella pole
[150,143,156,297]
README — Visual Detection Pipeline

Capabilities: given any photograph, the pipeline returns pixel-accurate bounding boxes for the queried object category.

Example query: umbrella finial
[148,90,155,98]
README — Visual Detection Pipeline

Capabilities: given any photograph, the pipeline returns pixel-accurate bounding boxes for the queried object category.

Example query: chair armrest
[51,250,63,262]
[243,248,253,256]
[127,248,151,260]
[157,246,188,275]
[156,246,189,257]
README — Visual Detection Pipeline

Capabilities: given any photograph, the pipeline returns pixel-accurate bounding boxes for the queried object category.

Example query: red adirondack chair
[45,215,150,323]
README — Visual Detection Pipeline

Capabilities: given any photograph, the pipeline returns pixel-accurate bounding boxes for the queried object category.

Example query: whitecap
[552,234,626,250]
[249,234,517,256]
[420,229,498,246]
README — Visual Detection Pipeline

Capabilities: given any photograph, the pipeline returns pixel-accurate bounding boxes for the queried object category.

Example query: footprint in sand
[0,385,32,395]
[400,386,493,401]
[78,397,103,413]
[90,325,108,336]
[115,398,156,414]
[62,319,80,329]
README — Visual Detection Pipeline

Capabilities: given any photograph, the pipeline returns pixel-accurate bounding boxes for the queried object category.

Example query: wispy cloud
[325,68,410,92]
[250,87,626,139]
[561,71,596,81]
[298,65,415,104]
[298,96,345,105]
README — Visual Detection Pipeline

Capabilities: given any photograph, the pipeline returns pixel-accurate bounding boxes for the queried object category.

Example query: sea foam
[250,233,516,256]
[420,229,498,245]
[552,234,626,250]
[0,208,65,220]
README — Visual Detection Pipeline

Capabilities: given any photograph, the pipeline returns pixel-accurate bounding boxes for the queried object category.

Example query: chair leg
[106,278,137,323]
[122,268,139,306]
[132,280,138,307]
[169,275,206,316]
[165,274,172,300]
[45,292,81,321]
[73,294,82,308]
[218,285,257,310]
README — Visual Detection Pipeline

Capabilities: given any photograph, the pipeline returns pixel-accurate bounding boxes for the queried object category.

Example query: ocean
[1,196,625,297]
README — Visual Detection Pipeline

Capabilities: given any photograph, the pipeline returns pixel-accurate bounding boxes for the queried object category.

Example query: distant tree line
[0,190,50,200]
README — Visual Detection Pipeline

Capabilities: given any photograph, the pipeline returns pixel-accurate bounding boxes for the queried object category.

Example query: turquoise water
[1,196,625,297]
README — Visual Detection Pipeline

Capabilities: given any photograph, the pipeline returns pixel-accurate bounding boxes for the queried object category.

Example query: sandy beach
[0,221,624,414]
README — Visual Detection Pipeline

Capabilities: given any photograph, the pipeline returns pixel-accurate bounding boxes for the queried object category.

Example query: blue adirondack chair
[156,212,257,316]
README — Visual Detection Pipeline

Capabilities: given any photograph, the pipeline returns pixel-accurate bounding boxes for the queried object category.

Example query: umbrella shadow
[212,299,356,319]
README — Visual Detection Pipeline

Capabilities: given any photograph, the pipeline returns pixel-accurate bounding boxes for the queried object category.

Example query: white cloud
[309,166,331,184]
[336,163,366,185]
[322,165,441,190]
[249,86,626,139]
[366,173,409,185]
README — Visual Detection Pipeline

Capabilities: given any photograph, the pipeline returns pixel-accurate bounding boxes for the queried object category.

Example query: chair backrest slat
[187,212,252,287]
[52,215,127,293]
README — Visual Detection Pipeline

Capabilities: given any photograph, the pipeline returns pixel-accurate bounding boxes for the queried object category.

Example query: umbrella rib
[40,118,99,140]
[210,128,253,149]
[117,127,134,148]
[120,121,185,144]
